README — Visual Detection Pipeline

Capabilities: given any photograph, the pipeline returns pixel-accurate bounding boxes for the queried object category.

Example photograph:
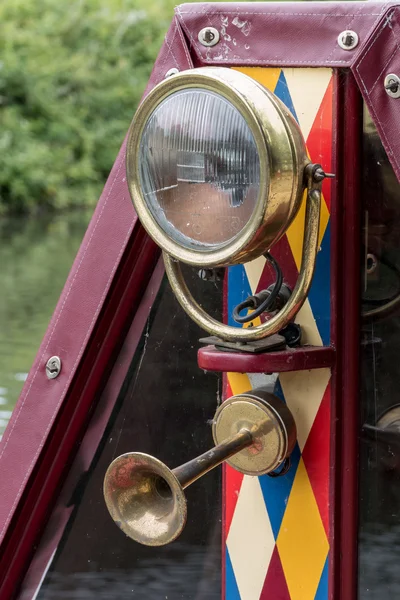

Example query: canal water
[0,211,92,440]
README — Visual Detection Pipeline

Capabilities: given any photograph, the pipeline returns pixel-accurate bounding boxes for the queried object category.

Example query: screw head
[198,27,220,47]
[337,30,359,50]
[165,68,179,79]
[366,253,378,275]
[384,74,400,98]
[46,356,62,379]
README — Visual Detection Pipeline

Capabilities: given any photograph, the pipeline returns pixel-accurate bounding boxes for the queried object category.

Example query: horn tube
[103,389,296,546]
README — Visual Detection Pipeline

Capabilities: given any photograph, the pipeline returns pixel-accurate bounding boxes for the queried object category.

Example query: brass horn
[103,389,296,546]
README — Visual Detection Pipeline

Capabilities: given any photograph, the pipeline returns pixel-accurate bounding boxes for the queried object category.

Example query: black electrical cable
[232,252,283,324]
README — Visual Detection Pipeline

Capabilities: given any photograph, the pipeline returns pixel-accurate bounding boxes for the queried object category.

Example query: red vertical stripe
[302,385,331,537]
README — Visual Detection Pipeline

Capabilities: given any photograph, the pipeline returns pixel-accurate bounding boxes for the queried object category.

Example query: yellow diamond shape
[277,458,329,600]
[286,189,330,272]
[233,66,281,93]
[227,372,251,395]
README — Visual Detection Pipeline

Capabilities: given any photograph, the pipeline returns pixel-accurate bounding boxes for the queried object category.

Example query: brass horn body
[104,389,296,546]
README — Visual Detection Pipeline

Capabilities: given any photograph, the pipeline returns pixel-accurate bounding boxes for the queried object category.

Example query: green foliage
[0,0,173,214]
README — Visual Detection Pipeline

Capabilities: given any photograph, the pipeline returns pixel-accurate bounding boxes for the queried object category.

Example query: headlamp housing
[126,67,308,268]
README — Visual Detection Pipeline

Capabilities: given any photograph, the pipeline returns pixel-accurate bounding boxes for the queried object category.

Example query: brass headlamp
[127,67,323,342]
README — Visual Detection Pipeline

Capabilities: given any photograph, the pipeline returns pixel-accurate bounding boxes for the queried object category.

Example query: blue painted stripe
[259,443,301,539]
[308,221,331,345]
[274,70,299,122]
[226,547,241,600]
[227,265,252,328]
[314,554,329,600]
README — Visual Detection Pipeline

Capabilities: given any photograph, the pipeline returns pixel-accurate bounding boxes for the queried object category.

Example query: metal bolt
[165,68,179,79]
[313,168,326,183]
[337,30,359,50]
[312,167,335,183]
[46,356,62,379]
[198,27,220,47]
[384,74,400,98]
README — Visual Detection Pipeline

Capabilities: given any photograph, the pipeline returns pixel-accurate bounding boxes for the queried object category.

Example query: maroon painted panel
[145,15,193,93]
[176,1,395,67]
[329,73,363,600]
[353,6,400,184]
[198,345,336,374]
[0,139,136,547]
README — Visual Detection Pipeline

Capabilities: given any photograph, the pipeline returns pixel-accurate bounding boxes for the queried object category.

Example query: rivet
[337,30,359,50]
[384,74,400,98]
[366,253,378,275]
[198,27,220,47]
[165,68,179,79]
[46,356,62,379]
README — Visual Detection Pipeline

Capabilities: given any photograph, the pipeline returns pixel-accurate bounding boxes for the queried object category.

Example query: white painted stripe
[279,368,330,451]
[227,475,275,600]
[244,256,266,294]
[283,68,332,141]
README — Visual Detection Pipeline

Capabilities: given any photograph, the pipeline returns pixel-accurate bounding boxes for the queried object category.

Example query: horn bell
[103,452,187,547]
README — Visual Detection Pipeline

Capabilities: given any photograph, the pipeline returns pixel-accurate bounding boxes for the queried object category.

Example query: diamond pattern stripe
[302,386,331,537]
[285,189,330,273]
[307,222,331,347]
[256,235,299,294]
[279,369,331,452]
[305,79,334,212]
[282,68,333,142]
[314,556,329,600]
[227,264,253,328]
[277,459,329,600]
[275,70,299,122]
[260,547,291,600]
[233,67,281,97]
[294,299,323,347]
[227,372,252,396]
[227,476,276,600]
[224,67,333,600]
[259,443,301,539]
[226,548,241,600]
[225,464,244,536]
[244,256,267,295]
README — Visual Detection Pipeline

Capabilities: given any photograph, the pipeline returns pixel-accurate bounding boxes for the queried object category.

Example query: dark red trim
[0,226,160,599]
[198,345,336,374]
[328,69,342,600]
[221,370,228,600]
[176,2,396,68]
[330,72,363,600]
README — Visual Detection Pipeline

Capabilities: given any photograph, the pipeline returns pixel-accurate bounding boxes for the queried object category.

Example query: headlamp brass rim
[127,68,270,267]
[126,67,307,268]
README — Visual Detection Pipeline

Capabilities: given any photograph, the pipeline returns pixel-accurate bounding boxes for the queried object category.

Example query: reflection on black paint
[359,108,400,598]
[35,269,222,600]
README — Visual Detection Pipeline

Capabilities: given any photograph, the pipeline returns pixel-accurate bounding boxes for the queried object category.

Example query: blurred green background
[0,0,176,215]
[0,0,179,435]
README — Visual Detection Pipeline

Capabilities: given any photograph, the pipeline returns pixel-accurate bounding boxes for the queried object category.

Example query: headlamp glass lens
[138,88,261,250]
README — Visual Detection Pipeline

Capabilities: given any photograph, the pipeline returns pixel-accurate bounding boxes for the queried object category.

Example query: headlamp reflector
[139,88,261,250]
